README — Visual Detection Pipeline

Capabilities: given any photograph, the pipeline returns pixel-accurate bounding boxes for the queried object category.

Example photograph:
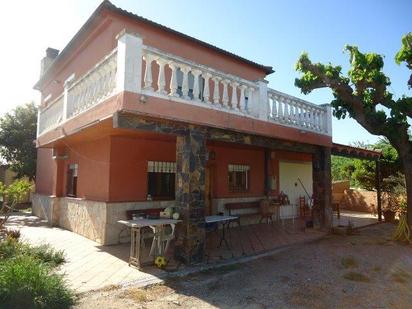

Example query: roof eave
[34,0,274,91]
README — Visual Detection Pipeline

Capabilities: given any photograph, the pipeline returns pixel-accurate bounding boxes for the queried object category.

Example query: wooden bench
[225,201,260,225]
[126,208,165,220]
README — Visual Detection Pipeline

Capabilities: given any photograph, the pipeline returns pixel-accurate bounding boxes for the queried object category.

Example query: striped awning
[147,161,176,173]
[228,164,250,172]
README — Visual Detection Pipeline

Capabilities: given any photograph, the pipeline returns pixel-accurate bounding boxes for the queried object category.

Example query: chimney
[40,47,59,77]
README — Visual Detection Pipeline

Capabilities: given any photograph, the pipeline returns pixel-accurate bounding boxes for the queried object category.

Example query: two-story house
[33,1,334,263]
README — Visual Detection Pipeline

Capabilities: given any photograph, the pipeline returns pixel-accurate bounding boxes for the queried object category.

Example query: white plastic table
[205,215,238,248]
[118,218,181,268]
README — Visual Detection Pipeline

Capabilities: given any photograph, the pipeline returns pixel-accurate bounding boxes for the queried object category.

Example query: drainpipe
[264,148,270,196]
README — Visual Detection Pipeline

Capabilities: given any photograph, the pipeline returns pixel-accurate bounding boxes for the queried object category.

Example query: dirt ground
[75,223,412,309]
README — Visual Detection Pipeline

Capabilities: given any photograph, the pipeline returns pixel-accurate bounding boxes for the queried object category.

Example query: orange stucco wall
[208,144,265,198]
[35,148,56,195]
[36,134,315,203]
[39,9,267,105]
[108,135,176,202]
[63,137,111,201]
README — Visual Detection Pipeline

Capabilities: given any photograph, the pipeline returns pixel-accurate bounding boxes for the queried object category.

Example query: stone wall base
[31,193,60,226]
[31,193,175,245]
[32,194,290,245]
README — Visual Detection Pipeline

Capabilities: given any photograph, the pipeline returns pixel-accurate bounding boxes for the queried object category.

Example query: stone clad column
[312,146,332,229]
[174,127,207,264]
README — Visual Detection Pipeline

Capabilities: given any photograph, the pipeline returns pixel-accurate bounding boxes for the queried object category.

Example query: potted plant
[382,191,398,223]
[383,207,396,223]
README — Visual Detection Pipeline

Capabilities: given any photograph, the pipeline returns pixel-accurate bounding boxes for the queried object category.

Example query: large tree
[0,103,37,179]
[295,33,412,226]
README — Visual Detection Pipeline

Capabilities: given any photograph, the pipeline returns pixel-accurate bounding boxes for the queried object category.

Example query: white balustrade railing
[38,95,64,135]
[38,50,118,136]
[268,89,329,134]
[141,46,257,114]
[37,32,331,138]
[66,49,117,118]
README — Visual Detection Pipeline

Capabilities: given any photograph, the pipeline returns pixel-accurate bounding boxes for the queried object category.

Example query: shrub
[0,179,33,229]
[21,244,65,268]
[0,237,19,260]
[0,255,75,309]
[5,229,20,240]
[0,238,65,267]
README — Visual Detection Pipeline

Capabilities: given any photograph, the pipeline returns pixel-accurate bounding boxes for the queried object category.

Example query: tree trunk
[398,143,412,228]
[402,157,412,227]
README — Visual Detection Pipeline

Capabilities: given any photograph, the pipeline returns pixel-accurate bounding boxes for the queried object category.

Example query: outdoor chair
[259,199,280,224]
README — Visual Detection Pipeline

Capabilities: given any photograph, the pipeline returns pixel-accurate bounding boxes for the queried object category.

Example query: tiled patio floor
[205,220,326,263]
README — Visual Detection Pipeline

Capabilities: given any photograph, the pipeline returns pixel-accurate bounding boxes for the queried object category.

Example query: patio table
[205,215,238,249]
[118,218,181,268]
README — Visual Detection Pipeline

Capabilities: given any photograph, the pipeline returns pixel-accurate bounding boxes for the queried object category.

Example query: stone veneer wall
[312,147,332,229]
[31,193,59,226]
[33,193,288,245]
[58,198,107,244]
[32,193,176,245]
[174,130,207,264]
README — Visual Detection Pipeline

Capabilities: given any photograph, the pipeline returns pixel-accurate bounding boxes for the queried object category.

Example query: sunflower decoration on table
[154,255,168,268]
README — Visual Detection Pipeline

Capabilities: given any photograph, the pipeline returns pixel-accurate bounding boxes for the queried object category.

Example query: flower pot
[383,210,395,223]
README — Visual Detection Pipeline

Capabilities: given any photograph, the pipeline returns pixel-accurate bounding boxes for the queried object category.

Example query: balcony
[37,32,332,138]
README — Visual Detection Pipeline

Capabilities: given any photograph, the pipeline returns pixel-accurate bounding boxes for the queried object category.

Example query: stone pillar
[174,127,207,264]
[312,146,332,229]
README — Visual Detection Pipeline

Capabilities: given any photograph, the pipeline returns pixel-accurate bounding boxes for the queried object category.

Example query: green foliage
[0,237,65,268]
[295,36,411,142]
[4,229,20,240]
[24,244,65,268]
[331,139,403,191]
[0,179,33,229]
[331,155,356,185]
[0,179,33,205]
[0,238,73,309]
[396,33,412,64]
[0,103,37,179]
[0,255,75,309]
[396,32,412,88]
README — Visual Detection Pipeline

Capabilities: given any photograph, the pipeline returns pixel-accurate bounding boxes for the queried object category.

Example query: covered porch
[33,110,333,266]
[113,111,333,264]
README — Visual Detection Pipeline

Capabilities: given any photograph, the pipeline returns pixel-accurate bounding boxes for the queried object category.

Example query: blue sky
[1,0,410,145]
